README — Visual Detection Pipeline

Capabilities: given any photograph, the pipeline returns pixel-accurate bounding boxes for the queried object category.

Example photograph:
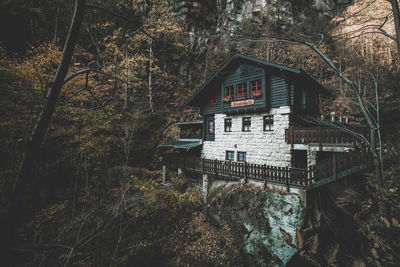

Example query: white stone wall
[201,106,292,167]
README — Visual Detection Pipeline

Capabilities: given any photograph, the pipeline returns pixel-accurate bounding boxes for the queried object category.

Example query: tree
[2,0,87,261]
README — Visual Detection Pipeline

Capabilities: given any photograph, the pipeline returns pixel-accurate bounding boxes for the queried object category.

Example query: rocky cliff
[206,181,305,266]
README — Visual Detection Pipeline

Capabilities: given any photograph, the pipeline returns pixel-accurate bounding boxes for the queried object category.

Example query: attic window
[250,79,262,98]
[210,95,216,105]
[236,83,247,100]
[223,86,233,102]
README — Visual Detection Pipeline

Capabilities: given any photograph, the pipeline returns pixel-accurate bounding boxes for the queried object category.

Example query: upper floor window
[224,118,232,132]
[210,95,216,105]
[250,79,262,98]
[237,151,246,162]
[242,117,251,132]
[207,120,214,135]
[236,82,247,100]
[226,151,234,161]
[223,86,233,102]
[263,115,274,131]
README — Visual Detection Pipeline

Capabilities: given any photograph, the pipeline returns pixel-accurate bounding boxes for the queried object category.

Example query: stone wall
[201,106,292,167]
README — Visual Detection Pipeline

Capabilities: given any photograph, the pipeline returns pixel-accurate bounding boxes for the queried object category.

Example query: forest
[0,0,400,266]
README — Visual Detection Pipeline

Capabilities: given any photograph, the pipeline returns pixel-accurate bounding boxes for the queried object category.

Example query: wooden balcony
[285,127,369,146]
[164,150,373,190]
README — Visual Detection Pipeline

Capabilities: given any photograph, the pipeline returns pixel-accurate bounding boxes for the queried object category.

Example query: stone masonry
[201,106,292,167]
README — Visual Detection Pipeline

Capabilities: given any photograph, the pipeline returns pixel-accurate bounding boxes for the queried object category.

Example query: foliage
[16,175,242,266]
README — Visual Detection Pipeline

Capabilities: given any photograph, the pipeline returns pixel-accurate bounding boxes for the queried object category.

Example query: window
[250,79,262,98]
[208,120,214,135]
[263,115,274,131]
[237,152,246,162]
[223,86,233,102]
[226,151,234,161]
[210,95,216,105]
[224,118,232,132]
[242,117,251,132]
[236,82,247,100]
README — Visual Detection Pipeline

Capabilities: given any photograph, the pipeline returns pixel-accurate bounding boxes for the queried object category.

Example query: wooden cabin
[159,54,371,190]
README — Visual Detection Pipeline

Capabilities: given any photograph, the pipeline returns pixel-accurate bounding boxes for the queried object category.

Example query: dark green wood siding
[270,74,288,108]
[202,87,222,115]
[221,63,266,114]
[204,115,215,141]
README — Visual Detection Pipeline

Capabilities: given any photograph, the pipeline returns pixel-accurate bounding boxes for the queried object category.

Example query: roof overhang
[158,139,203,151]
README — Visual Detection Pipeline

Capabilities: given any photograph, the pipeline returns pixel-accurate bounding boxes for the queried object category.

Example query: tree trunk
[389,0,400,55]
[148,40,154,112]
[1,0,86,261]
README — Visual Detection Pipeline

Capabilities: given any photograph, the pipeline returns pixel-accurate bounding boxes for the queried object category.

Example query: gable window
[263,115,274,131]
[250,79,262,98]
[237,152,246,162]
[236,82,247,100]
[226,151,234,161]
[223,86,234,102]
[208,120,214,135]
[242,117,251,132]
[210,95,216,105]
[224,118,232,132]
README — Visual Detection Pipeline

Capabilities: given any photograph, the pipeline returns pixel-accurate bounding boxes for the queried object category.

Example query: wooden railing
[164,149,374,190]
[285,127,369,145]
[202,159,309,187]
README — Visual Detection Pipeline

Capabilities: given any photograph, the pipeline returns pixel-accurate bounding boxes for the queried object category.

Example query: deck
[285,127,369,147]
[164,150,373,190]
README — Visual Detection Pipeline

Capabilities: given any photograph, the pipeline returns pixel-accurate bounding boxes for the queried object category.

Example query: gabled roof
[186,53,331,106]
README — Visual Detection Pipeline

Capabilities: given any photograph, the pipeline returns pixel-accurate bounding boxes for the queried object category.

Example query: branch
[85,3,155,41]
[63,69,90,84]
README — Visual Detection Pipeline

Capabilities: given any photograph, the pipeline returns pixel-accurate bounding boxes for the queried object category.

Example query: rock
[207,181,305,266]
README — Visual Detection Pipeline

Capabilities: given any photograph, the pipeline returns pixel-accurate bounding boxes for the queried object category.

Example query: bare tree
[2,0,87,261]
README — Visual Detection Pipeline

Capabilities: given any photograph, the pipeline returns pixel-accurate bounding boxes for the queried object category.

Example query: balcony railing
[164,149,373,190]
[285,127,369,145]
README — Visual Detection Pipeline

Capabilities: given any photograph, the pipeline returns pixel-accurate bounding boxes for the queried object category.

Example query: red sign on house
[230,99,255,108]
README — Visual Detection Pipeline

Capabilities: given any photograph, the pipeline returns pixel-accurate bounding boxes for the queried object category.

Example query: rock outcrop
[207,181,305,266]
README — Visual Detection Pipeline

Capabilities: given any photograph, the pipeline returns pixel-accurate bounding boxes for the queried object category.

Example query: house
[159,54,371,192]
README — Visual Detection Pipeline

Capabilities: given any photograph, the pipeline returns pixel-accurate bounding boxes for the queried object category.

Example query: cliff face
[206,181,305,266]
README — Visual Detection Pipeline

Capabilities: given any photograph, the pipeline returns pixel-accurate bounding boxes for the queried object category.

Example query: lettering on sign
[230,99,255,108]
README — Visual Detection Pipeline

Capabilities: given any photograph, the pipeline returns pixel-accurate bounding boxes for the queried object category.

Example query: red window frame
[224,86,233,98]
[236,83,247,100]
[250,79,262,97]
[210,95,216,105]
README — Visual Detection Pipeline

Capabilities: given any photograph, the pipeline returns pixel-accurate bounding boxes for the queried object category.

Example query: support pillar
[202,173,208,204]
[162,165,166,184]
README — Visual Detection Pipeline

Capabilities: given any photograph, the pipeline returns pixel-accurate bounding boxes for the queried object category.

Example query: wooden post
[290,127,294,151]
[319,126,322,151]
[202,173,208,204]
[333,153,337,180]
[285,166,290,192]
